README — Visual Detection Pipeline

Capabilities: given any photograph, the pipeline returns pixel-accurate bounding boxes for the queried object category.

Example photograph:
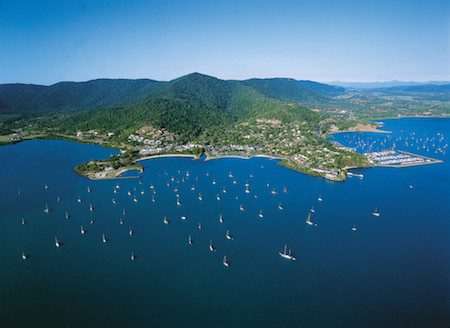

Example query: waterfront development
[0,118,449,327]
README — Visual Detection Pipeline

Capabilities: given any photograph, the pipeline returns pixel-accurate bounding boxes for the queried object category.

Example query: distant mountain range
[329,81,450,89]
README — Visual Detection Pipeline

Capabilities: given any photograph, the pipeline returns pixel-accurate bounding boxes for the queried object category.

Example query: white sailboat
[198,222,202,229]
[317,195,323,202]
[130,252,136,261]
[310,206,315,213]
[209,240,216,252]
[278,203,284,211]
[351,225,357,231]
[258,210,264,218]
[372,208,381,217]
[279,245,296,261]
[21,218,26,225]
[102,234,108,243]
[54,237,61,248]
[128,228,134,236]
[21,251,28,260]
[198,193,203,201]
[43,203,51,214]
[80,225,85,235]
[89,203,94,211]
[188,235,193,246]
[225,230,234,240]
[219,214,224,223]
[239,204,245,211]
[306,213,313,226]
[223,255,230,267]
[163,216,169,225]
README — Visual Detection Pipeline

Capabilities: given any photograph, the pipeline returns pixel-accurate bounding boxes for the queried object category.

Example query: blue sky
[0,0,449,84]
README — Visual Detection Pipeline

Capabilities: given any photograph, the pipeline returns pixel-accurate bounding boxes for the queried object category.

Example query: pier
[365,150,443,168]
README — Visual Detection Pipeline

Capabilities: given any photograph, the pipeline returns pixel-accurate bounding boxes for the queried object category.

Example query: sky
[0,0,449,84]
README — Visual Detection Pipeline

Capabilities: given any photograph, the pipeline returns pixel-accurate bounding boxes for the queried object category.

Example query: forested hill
[0,73,342,114]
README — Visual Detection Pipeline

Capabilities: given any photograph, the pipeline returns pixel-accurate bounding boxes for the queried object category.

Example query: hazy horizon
[1,0,449,85]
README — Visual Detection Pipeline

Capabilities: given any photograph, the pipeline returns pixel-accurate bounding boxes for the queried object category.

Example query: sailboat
[188,235,193,246]
[43,203,51,214]
[239,204,245,211]
[163,216,170,225]
[181,215,187,220]
[65,212,70,219]
[112,198,117,204]
[372,208,381,217]
[198,193,203,201]
[223,255,230,267]
[258,210,264,218]
[77,196,82,203]
[102,234,108,243]
[89,203,94,211]
[21,218,26,225]
[306,213,313,226]
[279,245,296,261]
[198,222,202,229]
[216,194,221,201]
[310,206,315,213]
[54,237,61,248]
[87,186,91,193]
[128,228,134,236]
[80,225,86,235]
[278,203,284,211]
[351,225,357,232]
[130,252,136,261]
[122,208,127,216]
[226,230,234,240]
[56,195,61,202]
[219,214,224,223]
[21,251,28,260]
[209,240,216,252]
[317,195,323,202]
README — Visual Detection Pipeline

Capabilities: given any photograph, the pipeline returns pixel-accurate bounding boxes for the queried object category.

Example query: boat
[188,235,193,246]
[133,196,138,203]
[198,222,202,229]
[90,219,95,224]
[163,216,169,224]
[21,251,28,260]
[347,172,364,178]
[65,212,70,219]
[372,208,381,217]
[130,252,135,261]
[152,194,156,203]
[21,218,26,225]
[239,204,245,211]
[89,203,94,211]
[219,214,224,223]
[278,203,284,211]
[216,194,221,201]
[306,213,313,226]
[77,196,82,203]
[129,228,134,236]
[112,198,117,204]
[225,230,233,240]
[181,215,187,220]
[317,195,323,202]
[223,255,230,267]
[119,218,124,225]
[56,196,60,202]
[310,206,315,213]
[176,199,181,206]
[191,185,195,191]
[102,234,108,243]
[198,193,203,201]
[87,186,91,193]
[279,245,296,261]
[43,203,51,214]
[122,208,127,215]
[258,210,264,218]
[80,225,85,234]
[54,237,61,248]
[351,225,357,231]
[209,240,216,252]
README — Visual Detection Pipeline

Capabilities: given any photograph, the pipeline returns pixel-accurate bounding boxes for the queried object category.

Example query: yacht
[21,218,26,225]
[216,194,221,201]
[188,235,193,246]
[372,208,381,217]
[163,216,169,225]
[54,237,61,248]
[198,222,202,229]
[278,203,284,211]
[77,196,82,203]
[219,214,224,223]
[351,225,357,232]
[310,206,315,213]
[306,213,313,226]
[239,204,245,211]
[225,230,234,240]
[181,215,187,220]
[317,195,323,202]
[89,203,94,211]
[198,193,203,201]
[102,234,108,243]
[87,186,91,193]
[43,203,51,214]
[112,198,117,204]
[122,208,127,215]
[130,252,136,261]
[209,240,216,252]
[279,245,296,261]
[129,228,134,236]
[21,251,28,260]
[258,210,264,218]
[223,255,230,267]
[65,212,70,220]
[80,225,86,235]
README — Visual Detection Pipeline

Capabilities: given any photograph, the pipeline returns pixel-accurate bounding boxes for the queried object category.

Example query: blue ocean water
[0,118,449,328]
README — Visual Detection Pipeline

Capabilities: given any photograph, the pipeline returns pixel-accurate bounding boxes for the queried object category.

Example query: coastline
[134,153,199,162]
[330,123,391,134]
[204,153,280,162]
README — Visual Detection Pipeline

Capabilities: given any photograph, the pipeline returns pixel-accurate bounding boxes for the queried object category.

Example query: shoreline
[204,153,281,162]
[135,153,199,162]
[330,123,391,134]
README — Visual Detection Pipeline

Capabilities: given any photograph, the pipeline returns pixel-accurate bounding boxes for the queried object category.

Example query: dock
[365,150,443,168]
